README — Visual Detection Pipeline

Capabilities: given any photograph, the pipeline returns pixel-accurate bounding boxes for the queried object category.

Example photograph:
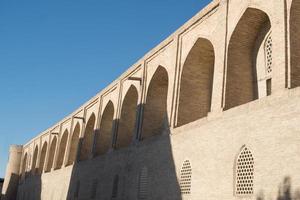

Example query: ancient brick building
[2,0,300,199]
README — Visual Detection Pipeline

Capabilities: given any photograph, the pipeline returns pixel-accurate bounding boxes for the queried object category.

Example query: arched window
[138,167,148,200]
[225,8,271,110]
[290,0,300,88]
[31,146,39,174]
[179,160,192,195]
[95,101,114,156]
[142,66,169,139]
[80,113,96,161]
[38,142,47,174]
[235,146,254,196]
[111,175,119,199]
[56,130,69,169]
[116,85,138,148]
[45,136,57,172]
[177,38,215,126]
[67,123,81,165]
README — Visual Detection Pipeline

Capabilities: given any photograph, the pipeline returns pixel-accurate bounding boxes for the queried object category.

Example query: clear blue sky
[0,0,210,177]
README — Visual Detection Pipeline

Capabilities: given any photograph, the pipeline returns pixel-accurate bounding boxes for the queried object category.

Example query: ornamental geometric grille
[138,167,148,200]
[179,160,192,195]
[265,34,273,74]
[235,147,254,196]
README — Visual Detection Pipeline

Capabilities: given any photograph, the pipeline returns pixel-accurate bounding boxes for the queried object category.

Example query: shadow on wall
[1,174,19,200]
[257,177,300,200]
[17,171,42,200]
[64,103,182,200]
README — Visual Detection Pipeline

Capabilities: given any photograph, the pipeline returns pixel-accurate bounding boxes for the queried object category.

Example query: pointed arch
[225,8,271,110]
[80,113,96,161]
[67,122,81,165]
[235,146,254,196]
[45,136,57,172]
[56,129,69,169]
[31,146,39,174]
[177,38,215,126]
[142,66,169,139]
[116,85,138,148]
[290,0,300,87]
[95,101,114,156]
[21,153,28,179]
[38,142,47,174]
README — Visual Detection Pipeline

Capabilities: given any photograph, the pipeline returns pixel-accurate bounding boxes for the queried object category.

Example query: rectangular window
[266,78,272,96]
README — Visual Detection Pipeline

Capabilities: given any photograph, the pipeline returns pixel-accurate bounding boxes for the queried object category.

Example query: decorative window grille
[111,175,119,199]
[90,179,98,199]
[179,160,192,195]
[138,167,148,200]
[235,146,254,196]
[265,33,272,74]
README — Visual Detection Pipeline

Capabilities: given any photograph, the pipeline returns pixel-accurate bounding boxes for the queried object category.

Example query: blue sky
[0,0,210,177]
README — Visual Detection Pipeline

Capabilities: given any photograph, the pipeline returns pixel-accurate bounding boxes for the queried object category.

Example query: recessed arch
[56,129,69,169]
[38,142,47,174]
[142,66,169,139]
[116,85,138,148]
[225,8,271,110]
[21,153,28,179]
[79,113,96,161]
[67,122,81,165]
[45,136,57,172]
[31,146,39,174]
[95,101,114,156]
[290,0,300,88]
[177,38,215,126]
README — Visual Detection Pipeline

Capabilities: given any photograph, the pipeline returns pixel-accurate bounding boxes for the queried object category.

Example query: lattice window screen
[138,167,148,199]
[235,146,254,196]
[180,160,192,195]
[265,34,272,74]
[111,175,119,199]
[90,179,98,199]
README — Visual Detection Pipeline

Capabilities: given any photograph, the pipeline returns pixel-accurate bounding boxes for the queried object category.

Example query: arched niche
[116,85,138,148]
[95,101,114,156]
[21,153,28,179]
[38,142,47,174]
[225,8,271,110]
[31,146,39,174]
[177,38,215,126]
[142,66,169,139]
[45,137,57,172]
[79,113,96,161]
[67,123,81,165]
[56,130,69,169]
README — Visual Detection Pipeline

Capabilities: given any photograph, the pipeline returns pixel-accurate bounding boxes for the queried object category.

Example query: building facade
[2,0,300,199]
